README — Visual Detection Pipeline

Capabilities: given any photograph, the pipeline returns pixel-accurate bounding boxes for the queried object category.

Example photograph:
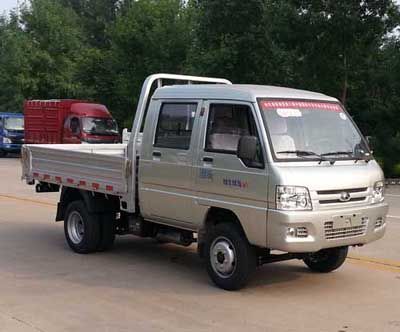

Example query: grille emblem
[339,191,351,202]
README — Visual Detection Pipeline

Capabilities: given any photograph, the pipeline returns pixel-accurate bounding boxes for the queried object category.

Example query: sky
[0,0,20,15]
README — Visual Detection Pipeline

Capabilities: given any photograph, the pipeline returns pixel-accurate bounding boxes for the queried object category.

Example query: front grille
[10,138,24,144]
[324,220,368,240]
[317,187,369,205]
[319,197,366,205]
[317,188,367,195]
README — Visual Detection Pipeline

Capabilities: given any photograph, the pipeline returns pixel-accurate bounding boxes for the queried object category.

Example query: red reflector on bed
[261,100,342,112]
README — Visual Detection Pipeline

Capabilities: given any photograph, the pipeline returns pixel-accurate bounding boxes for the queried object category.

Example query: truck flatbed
[22,143,129,195]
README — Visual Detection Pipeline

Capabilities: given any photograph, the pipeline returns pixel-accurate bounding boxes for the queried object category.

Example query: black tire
[0,150,6,158]
[64,200,100,254]
[303,246,348,273]
[204,222,256,290]
[97,212,116,252]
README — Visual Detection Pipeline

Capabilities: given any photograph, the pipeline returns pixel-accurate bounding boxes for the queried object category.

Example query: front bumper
[267,202,388,253]
[1,143,22,153]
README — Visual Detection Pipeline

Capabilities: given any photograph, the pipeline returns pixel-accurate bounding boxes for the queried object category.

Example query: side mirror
[365,136,374,154]
[237,135,258,161]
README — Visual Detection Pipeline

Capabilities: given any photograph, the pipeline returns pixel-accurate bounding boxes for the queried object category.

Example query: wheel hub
[217,251,225,264]
[210,237,236,277]
[67,211,85,244]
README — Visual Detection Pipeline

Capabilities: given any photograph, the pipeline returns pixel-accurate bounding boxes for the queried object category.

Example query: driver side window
[205,103,264,167]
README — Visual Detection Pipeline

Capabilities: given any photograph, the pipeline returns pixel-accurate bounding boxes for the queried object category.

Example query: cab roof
[70,103,111,118]
[153,84,339,103]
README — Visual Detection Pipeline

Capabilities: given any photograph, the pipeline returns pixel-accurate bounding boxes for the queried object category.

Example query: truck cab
[22,74,388,290]
[62,103,120,144]
[0,113,24,156]
[139,83,387,250]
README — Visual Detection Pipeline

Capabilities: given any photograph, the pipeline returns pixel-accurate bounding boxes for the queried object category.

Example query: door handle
[153,151,162,157]
[203,156,213,163]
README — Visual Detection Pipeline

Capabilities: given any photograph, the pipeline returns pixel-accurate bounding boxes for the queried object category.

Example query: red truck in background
[24,100,120,144]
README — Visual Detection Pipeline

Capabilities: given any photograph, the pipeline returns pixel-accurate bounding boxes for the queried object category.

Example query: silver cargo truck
[21,74,388,290]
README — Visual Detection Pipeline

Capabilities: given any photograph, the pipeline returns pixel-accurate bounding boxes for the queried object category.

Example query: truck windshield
[82,117,118,136]
[259,100,370,161]
[4,117,24,131]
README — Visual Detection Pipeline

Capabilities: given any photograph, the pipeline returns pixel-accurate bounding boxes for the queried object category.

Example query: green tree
[60,0,119,48]
[186,0,307,86]
[366,37,400,176]
[0,12,33,113]
[289,0,399,102]
[20,0,86,99]
[104,0,191,126]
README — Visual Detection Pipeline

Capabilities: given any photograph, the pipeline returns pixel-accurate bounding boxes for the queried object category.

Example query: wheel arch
[198,206,248,258]
[56,187,119,221]
[203,207,246,235]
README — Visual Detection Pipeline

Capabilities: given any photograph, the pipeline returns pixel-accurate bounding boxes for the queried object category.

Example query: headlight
[372,181,384,203]
[3,137,11,144]
[276,186,312,210]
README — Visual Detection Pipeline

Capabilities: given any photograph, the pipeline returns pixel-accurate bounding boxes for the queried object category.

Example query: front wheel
[204,223,256,290]
[64,200,100,254]
[303,246,348,273]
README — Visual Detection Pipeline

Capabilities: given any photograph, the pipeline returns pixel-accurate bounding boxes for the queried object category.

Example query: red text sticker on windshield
[261,100,342,112]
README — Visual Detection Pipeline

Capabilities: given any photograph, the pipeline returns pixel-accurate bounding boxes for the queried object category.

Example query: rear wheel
[64,200,100,254]
[303,246,348,273]
[204,222,256,290]
[0,150,6,157]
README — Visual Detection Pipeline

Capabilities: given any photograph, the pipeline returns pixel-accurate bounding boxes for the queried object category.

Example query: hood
[271,159,384,191]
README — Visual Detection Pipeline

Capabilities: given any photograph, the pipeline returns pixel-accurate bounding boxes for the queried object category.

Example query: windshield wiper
[277,150,335,164]
[321,151,371,163]
[321,151,353,157]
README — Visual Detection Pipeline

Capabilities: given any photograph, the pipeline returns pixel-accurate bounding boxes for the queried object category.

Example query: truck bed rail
[22,144,129,195]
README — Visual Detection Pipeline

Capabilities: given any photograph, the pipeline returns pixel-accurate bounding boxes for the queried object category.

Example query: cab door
[139,100,202,229]
[193,101,269,246]
[63,116,82,144]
